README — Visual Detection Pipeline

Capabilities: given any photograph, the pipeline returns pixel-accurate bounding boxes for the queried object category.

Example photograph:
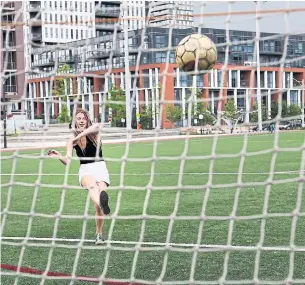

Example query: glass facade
[29,27,305,77]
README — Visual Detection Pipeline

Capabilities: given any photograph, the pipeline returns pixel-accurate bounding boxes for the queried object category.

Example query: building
[1,0,122,117]
[1,1,25,115]
[121,0,146,31]
[148,1,193,28]
[25,27,305,128]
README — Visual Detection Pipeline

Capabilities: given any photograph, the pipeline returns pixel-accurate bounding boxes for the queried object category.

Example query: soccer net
[1,1,305,284]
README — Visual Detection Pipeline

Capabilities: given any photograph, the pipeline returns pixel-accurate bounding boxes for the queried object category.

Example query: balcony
[2,2,14,11]
[3,62,16,70]
[99,1,120,5]
[2,20,15,30]
[31,33,42,41]
[151,4,173,13]
[87,49,121,59]
[31,58,55,68]
[28,16,42,26]
[2,41,16,50]
[259,49,282,55]
[95,7,121,17]
[58,55,80,63]
[95,20,121,31]
[3,85,17,96]
[27,3,41,12]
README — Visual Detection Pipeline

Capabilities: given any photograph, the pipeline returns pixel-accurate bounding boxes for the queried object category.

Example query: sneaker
[99,190,110,215]
[95,233,105,244]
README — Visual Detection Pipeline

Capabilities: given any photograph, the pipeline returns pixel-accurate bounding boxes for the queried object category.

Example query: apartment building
[25,27,305,128]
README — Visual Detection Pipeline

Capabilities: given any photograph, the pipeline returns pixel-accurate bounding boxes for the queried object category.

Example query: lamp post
[255,1,263,131]
[2,76,8,148]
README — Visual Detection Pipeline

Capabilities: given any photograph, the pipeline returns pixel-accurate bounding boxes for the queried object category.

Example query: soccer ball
[175,34,217,72]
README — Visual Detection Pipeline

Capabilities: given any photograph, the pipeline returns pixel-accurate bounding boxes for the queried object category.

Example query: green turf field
[1,131,305,285]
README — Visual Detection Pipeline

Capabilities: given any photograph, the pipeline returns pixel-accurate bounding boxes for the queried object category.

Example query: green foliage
[139,107,153,129]
[107,84,126,127]
[271,100,288,119]
[166,105,182,126]
[57,105,70,123]
[224,99,238,120]
[250,102,268,123]
[287,104,302,117]
[53,64,71,100]
[271,101,301,119]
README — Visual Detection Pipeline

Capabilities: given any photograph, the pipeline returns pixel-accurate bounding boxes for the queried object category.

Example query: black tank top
[74,136,104,164]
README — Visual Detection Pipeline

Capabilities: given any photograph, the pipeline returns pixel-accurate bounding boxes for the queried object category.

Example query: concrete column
[267,89,271,119]
[245,88,250,123]
[272,71,276,88]
[234,88,237,107]
[237,70,241,88]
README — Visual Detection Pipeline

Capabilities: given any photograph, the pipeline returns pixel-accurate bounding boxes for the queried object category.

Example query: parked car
[278,121,291,130]
[251,124,271,132]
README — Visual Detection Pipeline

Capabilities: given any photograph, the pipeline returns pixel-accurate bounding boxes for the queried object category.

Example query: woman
[47,108,110,244]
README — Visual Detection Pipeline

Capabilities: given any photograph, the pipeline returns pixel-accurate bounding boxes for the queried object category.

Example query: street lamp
[254,1,263,131]
[1,76,8,148]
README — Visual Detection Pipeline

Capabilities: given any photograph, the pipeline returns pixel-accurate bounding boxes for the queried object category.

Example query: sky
[193,1,305,34]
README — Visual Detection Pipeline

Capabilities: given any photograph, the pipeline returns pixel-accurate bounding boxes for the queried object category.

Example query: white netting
[1,1,305,285]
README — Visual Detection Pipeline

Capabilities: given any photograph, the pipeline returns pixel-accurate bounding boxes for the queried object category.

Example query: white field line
[0,132,283,153]
[0,171,303,176]
[1,236,304,252]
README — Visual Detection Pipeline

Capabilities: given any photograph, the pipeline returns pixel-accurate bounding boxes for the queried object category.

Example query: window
[174,89,182,107]
[66,29,68,38]
[61,28,63,39]
[81,30,83,39]
[143,70,149,88]
[196,74,204,87]
[55,14,57,22]
[45,27,48,37]
[290,91,298,105]
[155,35,166,48]
[50,27,53,37]
[155,52,166,63]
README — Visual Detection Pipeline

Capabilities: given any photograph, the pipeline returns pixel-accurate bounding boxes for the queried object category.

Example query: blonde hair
[73,108,98,150]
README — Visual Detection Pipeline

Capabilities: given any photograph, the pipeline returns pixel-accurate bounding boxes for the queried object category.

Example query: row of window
[41,1,94,13]
[42,13,93,25]
[44,27,94,40]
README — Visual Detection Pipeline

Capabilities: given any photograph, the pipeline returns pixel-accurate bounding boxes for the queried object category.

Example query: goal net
[1,1,305,284]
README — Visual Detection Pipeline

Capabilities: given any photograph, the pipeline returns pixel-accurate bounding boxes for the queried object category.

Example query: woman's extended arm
[48,139,74,165]
[72,123,99,143]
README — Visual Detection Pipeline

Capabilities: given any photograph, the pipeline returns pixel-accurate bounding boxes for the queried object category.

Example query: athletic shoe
[95,233,105,244]
[99,190,110,215]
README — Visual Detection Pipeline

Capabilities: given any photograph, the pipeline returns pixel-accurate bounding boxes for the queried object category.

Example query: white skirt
[78,161,110,187]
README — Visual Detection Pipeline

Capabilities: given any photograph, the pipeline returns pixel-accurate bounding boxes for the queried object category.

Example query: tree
[54,64,72,123]
[53,63,71,100]
[224,99,238,120]
[57,105,70,123]
[250,102,268,123]
[166,105,182,127]
[106,84,126,127]
[287,104,302,117]
[271,100,288,119]
[139,106,153,129]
